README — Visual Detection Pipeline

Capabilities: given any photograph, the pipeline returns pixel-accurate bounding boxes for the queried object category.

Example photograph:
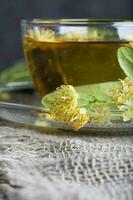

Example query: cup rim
[21,19,133,26]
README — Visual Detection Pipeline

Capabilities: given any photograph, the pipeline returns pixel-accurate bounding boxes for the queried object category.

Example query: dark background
[0,0,133,71]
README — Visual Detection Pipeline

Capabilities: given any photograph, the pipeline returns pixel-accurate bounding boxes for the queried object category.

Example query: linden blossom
[27,28,87,42]
[26,27,117,42]
[46,85,89,131]
[28,28,56,42]
[111,77,133,121]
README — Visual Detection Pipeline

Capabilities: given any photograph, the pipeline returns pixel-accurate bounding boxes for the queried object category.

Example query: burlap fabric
[0,122,133,200]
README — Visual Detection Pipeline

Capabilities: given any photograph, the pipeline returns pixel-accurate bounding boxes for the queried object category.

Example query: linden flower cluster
[89,103,111,124]
[111,77,133,121]
[27,28,107,42]
[28,28,56,42]
[27,28,87,42]
[48,85,89,131]
[48,85,111,131]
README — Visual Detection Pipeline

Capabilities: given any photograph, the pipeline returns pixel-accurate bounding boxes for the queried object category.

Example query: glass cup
[21,19,133,96]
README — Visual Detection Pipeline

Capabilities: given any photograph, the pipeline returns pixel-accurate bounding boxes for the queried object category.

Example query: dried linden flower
[28,28,56,42]
[89,103,111,124]
[27,28,87,42]
[26,27,118,43]
[61,32,88,42]
[111,77,133,105]
[48,85,89,131]
[111,77,133,121]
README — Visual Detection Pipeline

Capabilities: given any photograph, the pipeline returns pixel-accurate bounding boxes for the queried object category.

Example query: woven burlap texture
[0,125,133,200]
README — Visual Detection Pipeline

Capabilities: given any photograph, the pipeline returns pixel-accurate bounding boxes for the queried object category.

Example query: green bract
[117,46,133,79]
[42,81,119,109]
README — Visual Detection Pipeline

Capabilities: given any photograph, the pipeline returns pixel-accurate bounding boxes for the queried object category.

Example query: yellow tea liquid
[23,37,126,96]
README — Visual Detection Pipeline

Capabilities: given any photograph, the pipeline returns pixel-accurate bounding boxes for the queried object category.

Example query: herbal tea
[23,37,126,95]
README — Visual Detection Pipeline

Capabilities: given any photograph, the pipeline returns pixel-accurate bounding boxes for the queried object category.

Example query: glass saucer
[0,90,132,133]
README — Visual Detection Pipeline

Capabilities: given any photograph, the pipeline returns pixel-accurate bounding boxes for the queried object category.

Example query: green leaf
[75,82,119,107]
[42,81,119,109]
[117,47,133,79]
[0,61,32,83]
